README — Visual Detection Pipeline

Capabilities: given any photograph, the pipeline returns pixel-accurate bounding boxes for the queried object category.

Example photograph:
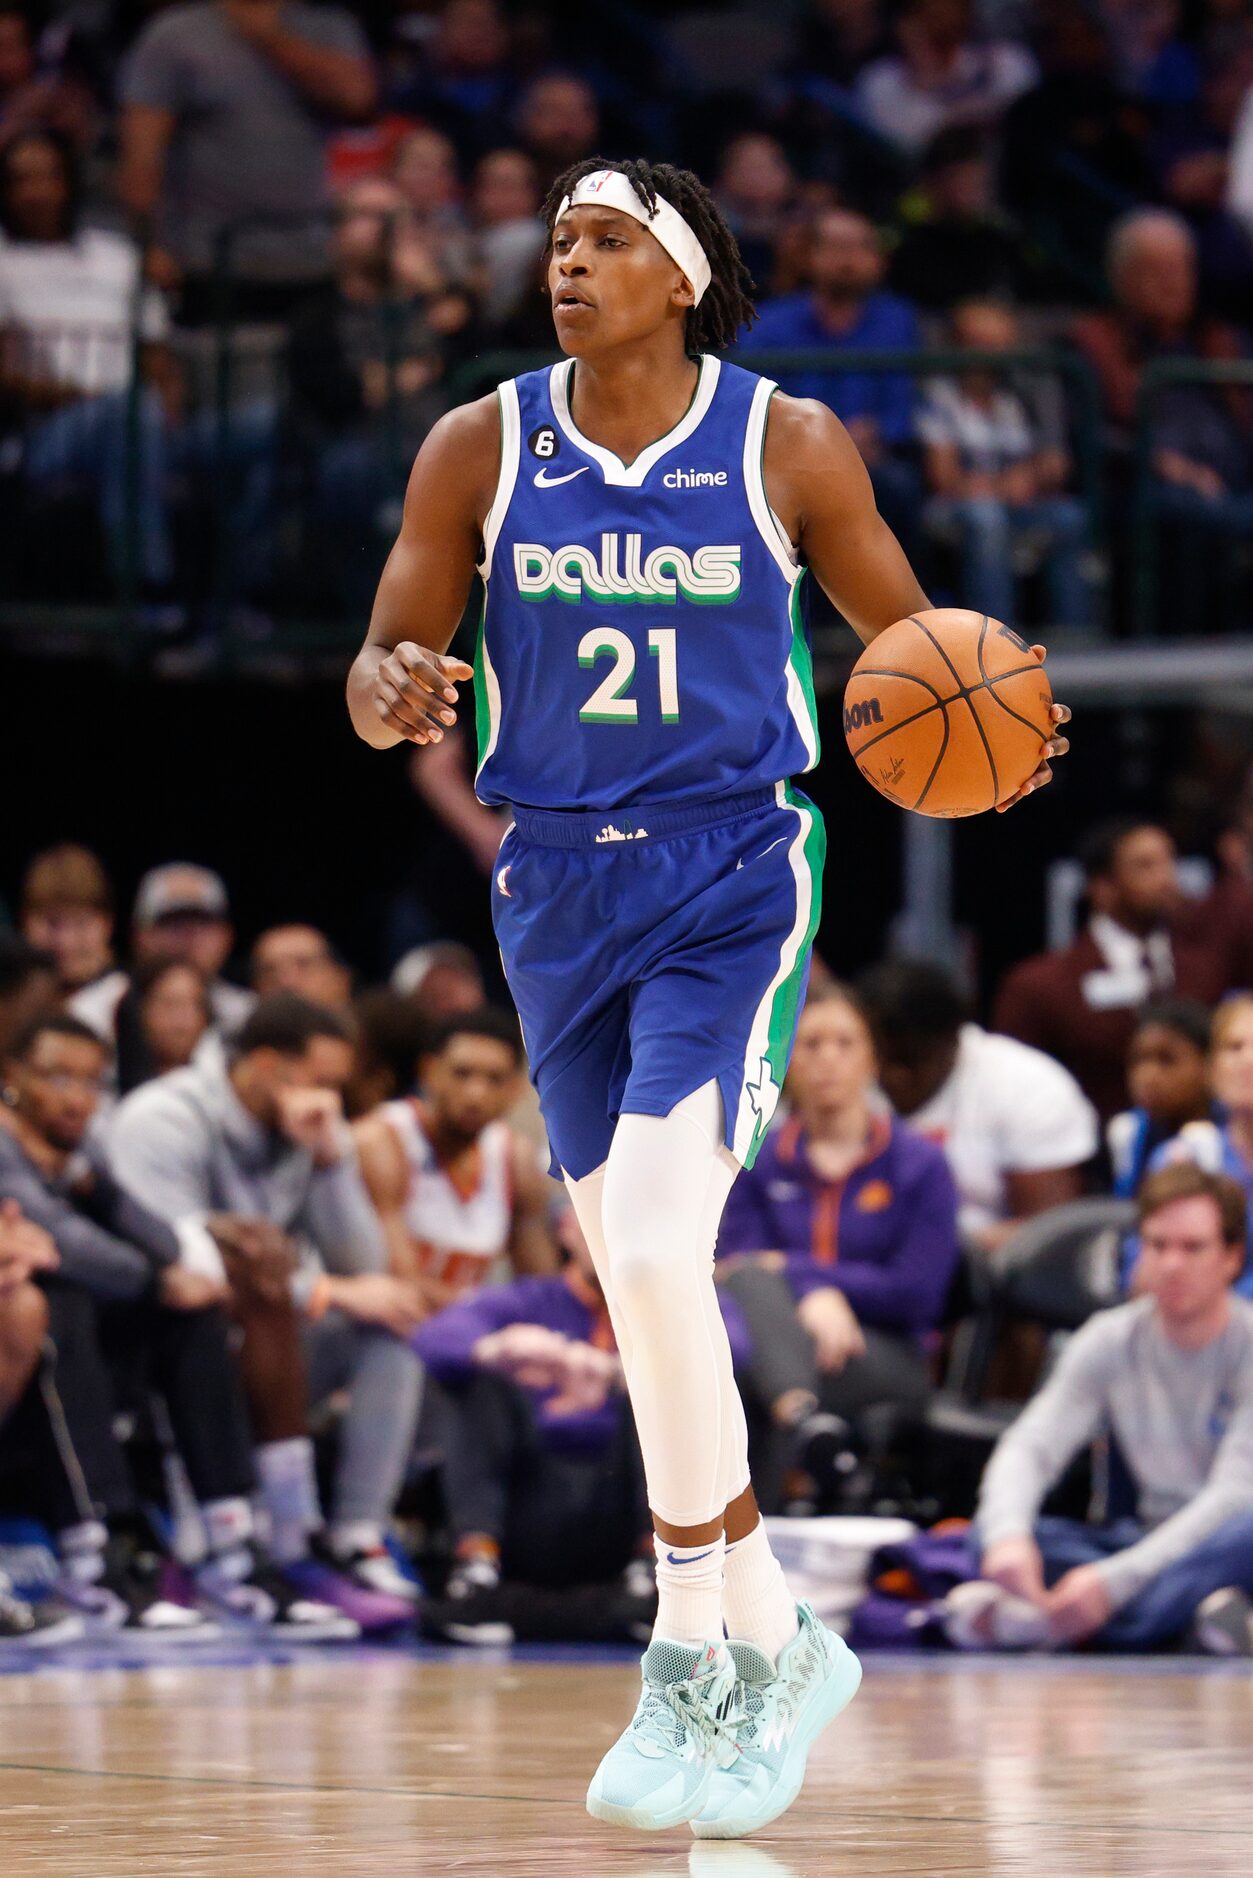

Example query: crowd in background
[2,785,1253,1655]
[2,0,1253,628]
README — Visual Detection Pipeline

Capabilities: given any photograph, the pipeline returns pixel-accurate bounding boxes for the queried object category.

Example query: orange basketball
[842,609,1054,818]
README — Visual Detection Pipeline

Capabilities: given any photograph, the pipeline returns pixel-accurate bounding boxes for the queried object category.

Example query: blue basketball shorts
[491,782,826,1181]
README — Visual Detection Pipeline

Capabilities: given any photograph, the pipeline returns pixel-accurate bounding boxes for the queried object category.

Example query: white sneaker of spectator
[1193,1587,1253,1656]
[942,1579,1052,1651]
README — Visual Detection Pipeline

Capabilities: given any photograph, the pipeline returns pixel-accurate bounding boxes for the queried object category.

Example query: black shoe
[0,1572,84,1648]
[56,1536,217,1644]
[795,1411,859,1506]
[424,1558,513,1647]
[196,1545,360,1641]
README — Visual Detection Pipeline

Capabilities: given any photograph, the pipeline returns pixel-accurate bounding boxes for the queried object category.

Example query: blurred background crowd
[2,0,1253,637]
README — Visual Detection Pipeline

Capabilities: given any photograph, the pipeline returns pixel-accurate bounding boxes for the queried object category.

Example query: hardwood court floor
[1,1646,1251,1877]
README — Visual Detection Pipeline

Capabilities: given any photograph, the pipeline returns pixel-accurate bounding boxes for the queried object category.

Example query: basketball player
[352,1009,557,1309]
[348,157,1071,1839]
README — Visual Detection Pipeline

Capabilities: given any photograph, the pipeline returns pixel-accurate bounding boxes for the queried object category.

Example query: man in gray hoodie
[946,1161,1253,1652]
[108,993,425,1615]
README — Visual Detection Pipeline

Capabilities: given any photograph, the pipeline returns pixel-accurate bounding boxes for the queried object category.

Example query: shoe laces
[633,1667,741,1757]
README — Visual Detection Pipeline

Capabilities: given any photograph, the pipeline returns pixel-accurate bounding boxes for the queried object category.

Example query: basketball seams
[911,614,999,808]
[846,660,1044,762]
[910,695,951,812]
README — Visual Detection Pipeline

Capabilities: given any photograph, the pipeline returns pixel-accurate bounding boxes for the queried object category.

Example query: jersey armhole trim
[743,378,802,585]
[477,378,521,580]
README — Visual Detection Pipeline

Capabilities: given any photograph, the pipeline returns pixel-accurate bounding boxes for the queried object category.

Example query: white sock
[653,1532,727,1649]
[203,1496,254,1559]
[58,1520,108,1584]
[254,1437,321,1564]
[723,1519,799,1664]
[327,1519,383,1559]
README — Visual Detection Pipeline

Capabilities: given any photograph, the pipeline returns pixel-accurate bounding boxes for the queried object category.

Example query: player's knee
[603,1226,678,1314]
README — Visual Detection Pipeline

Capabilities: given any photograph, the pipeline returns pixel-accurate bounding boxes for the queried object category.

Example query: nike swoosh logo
[736,836,790,871]
[533,465,589,488]
[665,1548,714,1566]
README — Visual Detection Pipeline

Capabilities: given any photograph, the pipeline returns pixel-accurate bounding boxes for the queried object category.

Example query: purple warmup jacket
[415,1269,752,1452]
[716,1113,960,1334]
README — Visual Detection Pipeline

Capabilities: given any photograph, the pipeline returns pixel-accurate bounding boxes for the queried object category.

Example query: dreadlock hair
[541,156,757,356]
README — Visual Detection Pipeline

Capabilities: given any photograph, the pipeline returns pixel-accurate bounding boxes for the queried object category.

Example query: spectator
[1108,998,1217,1197]
[856,0,1037,156]
[118,0,378,324]
[71,862,255,1052]
[469,146,544,328]
[514,72,599,193]
[944,1164,1253,1653]
[889,127,1032,311]
[792,0,892,88]
[1101,0,1199,105]
[0,935,58,1061]
[415,1201,747,1642]
[716,984,959,1508]
[1148,995,1253,1302]
[390,940,485,1023]
[285,176,451,614]
[344,985,427,1116]
[714,133,796,293]
[0,131,179,597]
[0,1012,355,1638]
[251,924,352,1009]
[19,843,115,997]
[107,994,425,1612]
[993,817,1235,1119]
[918,299,1093,628]
[0,3,95,151]
[354,1009,556,1313]
[1153,48,1253,321]
[738,208,922,550]
[113,958,213,1097]
[386,0,515,153]
[858,958,1098,1250]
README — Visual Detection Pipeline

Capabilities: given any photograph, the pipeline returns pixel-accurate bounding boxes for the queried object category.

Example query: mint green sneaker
[586,1638,741,1832]
[690,1603,862,1840]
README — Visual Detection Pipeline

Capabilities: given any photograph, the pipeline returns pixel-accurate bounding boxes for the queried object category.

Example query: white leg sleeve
[597,1080,751,1529]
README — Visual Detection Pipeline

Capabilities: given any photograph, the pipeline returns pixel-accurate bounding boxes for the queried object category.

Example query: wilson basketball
[843,609,1054,818]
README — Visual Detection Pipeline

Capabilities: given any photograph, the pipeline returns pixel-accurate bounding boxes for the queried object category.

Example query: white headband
[555,169,712,306]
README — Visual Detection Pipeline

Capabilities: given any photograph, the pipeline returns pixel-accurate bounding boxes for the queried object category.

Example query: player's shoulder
[422,392,501,463]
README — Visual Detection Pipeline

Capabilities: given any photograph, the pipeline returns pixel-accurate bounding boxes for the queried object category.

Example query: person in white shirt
[855,0,1036,156]
[0,128,176,589]
[918,299,1092,628]
[857,958,1098,1250]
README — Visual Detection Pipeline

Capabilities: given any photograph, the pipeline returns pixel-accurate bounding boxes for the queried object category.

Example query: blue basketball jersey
[471,354,819,811]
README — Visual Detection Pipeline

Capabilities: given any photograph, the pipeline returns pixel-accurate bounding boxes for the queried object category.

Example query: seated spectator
[1148,995,1253,1303]
[1153,49,1253,322]
[107,994,425,1614]
[918,299,1093,628]
[1072,209,1253,627]
[1102,0,1199,105]
[390,940,485,1023]
[113,958,213,1097]
[944,1165,1253,1654]
[469,147,544,329]
[714,133,797,293]
[344,985,427,1117]
[415,1201,747,1643]
[858,958,1098,1250]
[0,1195,82,1645]
[856,0,1037,156]
[889,127,1033,311]
[385,0,515,154]
[0,935,57,1060]
[251,924,352,1010]
[118,0,377,324]
[391,126,474,281]
[0,131,179,598]
[993,817,1234,1120]
[285,176,452,614]
[72,862,255,1052]
[790,0,892,88]
[737,208,922,551]
[19,843,115,998]
[716,984,959,1509]
[0,3,95,151]
[354,1009,556,1314]
[0,1013,356,1639]
[1108,998,1217,1198]
[514,72,599,193]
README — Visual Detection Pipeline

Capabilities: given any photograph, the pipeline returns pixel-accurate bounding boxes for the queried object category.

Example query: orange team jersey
[381,1099,514,1297]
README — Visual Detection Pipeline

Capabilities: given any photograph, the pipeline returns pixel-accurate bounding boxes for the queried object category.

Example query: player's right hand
[373,642,474,745]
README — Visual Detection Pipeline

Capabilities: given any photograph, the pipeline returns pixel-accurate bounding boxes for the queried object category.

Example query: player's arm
[764,394,930,649]
[507,1135,559,1277]
[764,394,1070,807]
[351,1112,421,1278]
[346,395,499,751]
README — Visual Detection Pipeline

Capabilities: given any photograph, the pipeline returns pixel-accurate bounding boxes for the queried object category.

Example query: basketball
[842,609,1054,818]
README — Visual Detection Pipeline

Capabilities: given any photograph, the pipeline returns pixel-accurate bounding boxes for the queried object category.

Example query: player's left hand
[995,644,1071,813]
[1044,1563,1112,1644]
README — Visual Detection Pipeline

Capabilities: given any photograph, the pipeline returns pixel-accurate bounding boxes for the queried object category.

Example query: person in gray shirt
[108,993,425,1618]
[946,1161,1253,1653]
[118,1,376,318]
